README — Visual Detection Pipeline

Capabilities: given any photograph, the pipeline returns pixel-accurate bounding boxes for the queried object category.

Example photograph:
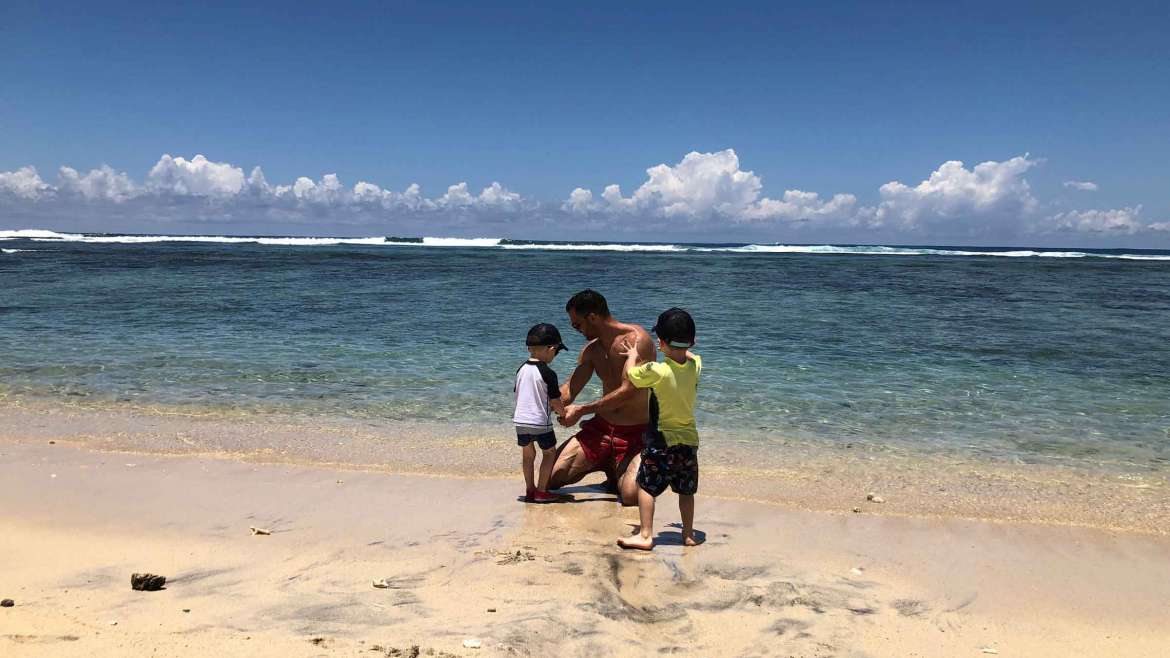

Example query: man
[548,289,657,506]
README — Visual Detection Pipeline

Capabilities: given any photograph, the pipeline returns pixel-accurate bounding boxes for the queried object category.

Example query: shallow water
[2,234,1169,471]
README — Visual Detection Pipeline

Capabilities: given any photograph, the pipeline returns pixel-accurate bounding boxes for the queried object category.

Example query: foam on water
[3,228,1170,260]
[0,229,71,239]
[501,242,684,252]
[422,237,502,247]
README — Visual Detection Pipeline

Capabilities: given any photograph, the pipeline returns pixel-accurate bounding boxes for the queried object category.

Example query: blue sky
[2,1,1168,245]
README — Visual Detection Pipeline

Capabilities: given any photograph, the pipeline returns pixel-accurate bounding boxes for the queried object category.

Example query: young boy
[617,308,701,550]
[513,323,567,503]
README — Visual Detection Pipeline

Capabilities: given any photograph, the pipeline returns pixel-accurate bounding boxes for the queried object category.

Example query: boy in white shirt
[513,323,567,503]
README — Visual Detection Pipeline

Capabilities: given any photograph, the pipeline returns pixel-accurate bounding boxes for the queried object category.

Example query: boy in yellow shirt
[617,308,701,550]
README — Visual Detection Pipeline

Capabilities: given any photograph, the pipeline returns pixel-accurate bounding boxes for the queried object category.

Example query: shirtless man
[548,289,656,506]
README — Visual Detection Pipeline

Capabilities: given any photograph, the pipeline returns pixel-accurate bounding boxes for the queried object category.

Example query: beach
[3,408,1170,657]
[6,1,1170,655]
[3,238,1169,656]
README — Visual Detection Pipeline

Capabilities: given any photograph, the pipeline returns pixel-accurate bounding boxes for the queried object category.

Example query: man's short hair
[566,289,610,317]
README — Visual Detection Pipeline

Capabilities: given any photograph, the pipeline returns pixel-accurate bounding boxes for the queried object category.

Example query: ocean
[2,229,1169,474]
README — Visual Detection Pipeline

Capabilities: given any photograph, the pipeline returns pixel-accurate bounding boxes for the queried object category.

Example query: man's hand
[559,404,585,427]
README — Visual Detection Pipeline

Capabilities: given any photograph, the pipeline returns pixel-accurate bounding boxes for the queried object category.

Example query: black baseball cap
[652,308,696,348]
[526,323,567,353]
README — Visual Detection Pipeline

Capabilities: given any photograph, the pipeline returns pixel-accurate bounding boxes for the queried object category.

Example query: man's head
[652,307,696,352]
[565,289,611,340]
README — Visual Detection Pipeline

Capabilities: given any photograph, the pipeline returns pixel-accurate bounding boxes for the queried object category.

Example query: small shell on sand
[463,638,482,649]
[866,493,885,503]
[372,579,390,589]
[249,526,271,536]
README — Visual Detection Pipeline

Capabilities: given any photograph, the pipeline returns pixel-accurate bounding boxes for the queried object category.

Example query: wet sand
[2,439,1169,657]
[1,401,1167,535]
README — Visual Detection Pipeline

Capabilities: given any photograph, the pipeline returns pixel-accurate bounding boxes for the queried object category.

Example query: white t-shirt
[513,359,561,430]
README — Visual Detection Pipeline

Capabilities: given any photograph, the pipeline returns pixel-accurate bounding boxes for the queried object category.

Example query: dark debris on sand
[130,573,166,591]
[368,644,458,658]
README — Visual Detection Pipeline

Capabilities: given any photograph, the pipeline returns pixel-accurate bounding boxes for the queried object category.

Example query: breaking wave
[2,229,1168,260]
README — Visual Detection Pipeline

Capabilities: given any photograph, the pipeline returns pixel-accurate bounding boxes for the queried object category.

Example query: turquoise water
[2,232,1169,470]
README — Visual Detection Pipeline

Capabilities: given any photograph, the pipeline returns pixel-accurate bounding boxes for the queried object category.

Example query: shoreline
[2,441,1169,657]
[1,400,1167,536]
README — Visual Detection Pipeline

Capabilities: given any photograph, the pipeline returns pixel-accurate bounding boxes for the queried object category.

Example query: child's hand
[616,336,637,359]
[559,404,585,427]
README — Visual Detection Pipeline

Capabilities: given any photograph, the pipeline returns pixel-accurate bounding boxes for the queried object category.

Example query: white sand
[2,440,1169,657]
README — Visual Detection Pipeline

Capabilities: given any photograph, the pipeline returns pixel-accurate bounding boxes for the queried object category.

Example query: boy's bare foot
[531,490,558,503]
[683,534,702,547]
[617,535,654,551]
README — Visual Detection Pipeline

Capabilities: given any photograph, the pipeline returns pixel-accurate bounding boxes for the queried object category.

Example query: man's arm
[559,331,654,425]
[559,341,596,405]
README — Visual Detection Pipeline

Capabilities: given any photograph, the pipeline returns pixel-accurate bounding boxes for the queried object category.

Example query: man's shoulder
[579,338,604,360]
[618,322,652,339]
[609,322,652,350]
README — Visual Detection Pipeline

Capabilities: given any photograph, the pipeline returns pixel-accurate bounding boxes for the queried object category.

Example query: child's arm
[549,397,566,417]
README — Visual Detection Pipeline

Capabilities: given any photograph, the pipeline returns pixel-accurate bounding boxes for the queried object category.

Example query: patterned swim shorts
[636,439,699,496]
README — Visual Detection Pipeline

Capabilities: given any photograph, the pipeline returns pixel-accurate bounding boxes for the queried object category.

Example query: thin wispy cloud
[1046,206,1169,235]
[1063,180,1099,191]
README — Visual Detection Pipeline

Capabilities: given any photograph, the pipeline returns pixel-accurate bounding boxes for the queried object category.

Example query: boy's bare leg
[521,443,536,493]
[537,447,556,491]
[617,487,656,550]
[679,494,699,546]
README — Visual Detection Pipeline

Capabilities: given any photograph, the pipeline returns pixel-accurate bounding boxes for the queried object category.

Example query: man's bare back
[546,290,656,505]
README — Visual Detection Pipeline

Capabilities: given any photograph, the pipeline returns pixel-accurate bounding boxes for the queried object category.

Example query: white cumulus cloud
[57,165,139,202]
[1063,180,1099,191]
[743,190,860,223]
[565,149,855,224]
[2,150,1167,243]
[871,156,1040,229]
[147,154,247,198]
[0,166,51,200]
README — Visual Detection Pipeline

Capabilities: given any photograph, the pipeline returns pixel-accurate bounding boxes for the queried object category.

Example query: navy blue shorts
[517,431,556,450]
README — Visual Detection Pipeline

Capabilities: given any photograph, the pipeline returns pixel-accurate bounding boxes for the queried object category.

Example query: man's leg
[615,451,642,507]
[546,435,599,491]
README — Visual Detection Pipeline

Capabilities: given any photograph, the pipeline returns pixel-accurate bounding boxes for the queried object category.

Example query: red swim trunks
[574,416,646,470]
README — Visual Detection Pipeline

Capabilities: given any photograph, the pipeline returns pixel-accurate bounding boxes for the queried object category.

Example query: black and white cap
[526,323,567,353]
